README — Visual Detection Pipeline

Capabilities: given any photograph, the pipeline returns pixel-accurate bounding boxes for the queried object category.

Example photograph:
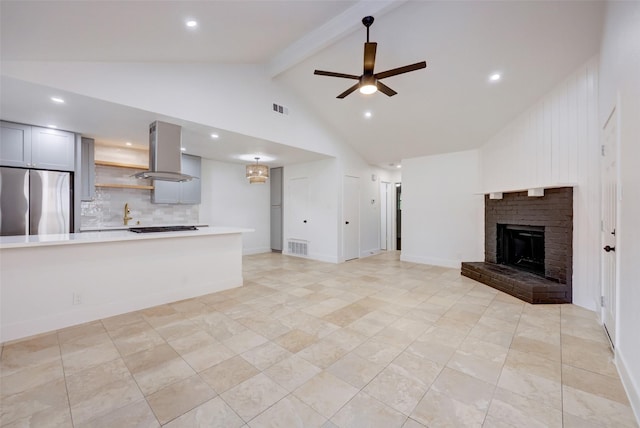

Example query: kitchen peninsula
[0,227,252,342]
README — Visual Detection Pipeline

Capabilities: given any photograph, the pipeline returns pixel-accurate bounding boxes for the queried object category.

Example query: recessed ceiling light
[47,124,57,129]
[50,97,65,104]
[210,133,219,139]
[489,73,501,82]
[186,20,198,28]
[181,147,186,152]
[125,142,132,146]
[397,164,402,168]
[364,111,372,118]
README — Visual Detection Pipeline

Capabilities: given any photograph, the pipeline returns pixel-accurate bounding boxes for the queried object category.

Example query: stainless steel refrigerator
[0,167,72,236]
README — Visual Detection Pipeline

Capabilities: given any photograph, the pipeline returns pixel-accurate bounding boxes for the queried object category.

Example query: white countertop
[0,226,254,249]
[79,224,207,232]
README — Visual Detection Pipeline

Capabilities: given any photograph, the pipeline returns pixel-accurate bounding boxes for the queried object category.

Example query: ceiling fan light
[359,74,378,95]
[359,84,378,95]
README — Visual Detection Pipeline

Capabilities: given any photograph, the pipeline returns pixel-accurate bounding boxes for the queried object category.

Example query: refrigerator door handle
[29,170,43,235]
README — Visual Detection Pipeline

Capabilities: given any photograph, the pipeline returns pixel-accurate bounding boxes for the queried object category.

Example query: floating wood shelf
[95,183,154,190]
[95,160,149,170]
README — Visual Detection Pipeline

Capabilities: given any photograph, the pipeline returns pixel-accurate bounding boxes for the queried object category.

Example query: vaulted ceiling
[0,1,605,169]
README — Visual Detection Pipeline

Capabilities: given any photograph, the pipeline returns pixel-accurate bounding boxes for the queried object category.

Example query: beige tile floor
[1,252,638,427]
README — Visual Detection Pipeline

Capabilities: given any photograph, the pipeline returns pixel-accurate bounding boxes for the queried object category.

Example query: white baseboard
[360,248,381,258]
[616,349,640,425]
[243,246,271,255]
[282,250,338,264]
[309,252,339,264]
[400,253,461,269]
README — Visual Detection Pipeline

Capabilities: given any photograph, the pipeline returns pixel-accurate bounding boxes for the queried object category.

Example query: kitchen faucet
[124,203,133,226]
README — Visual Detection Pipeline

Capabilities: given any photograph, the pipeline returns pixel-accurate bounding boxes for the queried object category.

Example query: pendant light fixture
[246,157,269,184]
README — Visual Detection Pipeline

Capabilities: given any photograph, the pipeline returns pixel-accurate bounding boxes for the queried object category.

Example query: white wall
[599,1,640,420]
[401,150,484,268]
[480,58,601,310]
[199,159,270,255]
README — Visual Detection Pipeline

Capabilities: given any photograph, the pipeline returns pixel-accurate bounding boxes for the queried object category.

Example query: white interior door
[601,107,618,348]
[343,176,360,261]
[288,177,309,241]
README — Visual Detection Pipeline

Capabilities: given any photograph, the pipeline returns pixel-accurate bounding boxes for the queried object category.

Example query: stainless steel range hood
[134,121,193,182]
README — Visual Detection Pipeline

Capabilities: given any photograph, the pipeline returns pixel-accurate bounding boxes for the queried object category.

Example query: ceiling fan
[314,16,427,99]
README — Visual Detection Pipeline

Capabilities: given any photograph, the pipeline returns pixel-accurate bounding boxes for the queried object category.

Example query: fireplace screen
[497,224,545,276]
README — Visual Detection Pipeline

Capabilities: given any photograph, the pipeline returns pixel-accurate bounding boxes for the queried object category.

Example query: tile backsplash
[80,164,199,229]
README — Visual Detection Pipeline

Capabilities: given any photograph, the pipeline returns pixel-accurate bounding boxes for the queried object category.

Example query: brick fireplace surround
[461,187,573,304]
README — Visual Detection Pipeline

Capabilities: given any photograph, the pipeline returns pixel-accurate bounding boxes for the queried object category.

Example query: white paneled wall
[481,58,598,190]
[480,57,600,309]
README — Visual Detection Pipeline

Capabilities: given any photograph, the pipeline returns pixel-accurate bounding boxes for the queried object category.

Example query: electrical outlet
[72,293,82,305]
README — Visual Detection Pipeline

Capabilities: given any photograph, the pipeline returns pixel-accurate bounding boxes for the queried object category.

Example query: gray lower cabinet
[270,205,282,251]
[270,167,283,251]
[151,154,201,204]
[0,121,75,171]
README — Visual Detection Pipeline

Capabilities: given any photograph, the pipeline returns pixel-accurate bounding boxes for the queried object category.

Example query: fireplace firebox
[497,225,545,276]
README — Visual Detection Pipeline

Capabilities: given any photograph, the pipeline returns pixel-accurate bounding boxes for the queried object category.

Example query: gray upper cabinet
[179,154,202,204]
[31,127,75,171]
[0,121,75,171]
[151,154,201,204]
[151,178,181,204]
[79,137,95,201]
[0,121,32,167]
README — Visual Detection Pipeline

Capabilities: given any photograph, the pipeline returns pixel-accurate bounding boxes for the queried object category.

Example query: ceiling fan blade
[314,70,361,80]
[377,82,397,97]
[337,83,360,99]
[364,42,377,75]
[374,61,427,80]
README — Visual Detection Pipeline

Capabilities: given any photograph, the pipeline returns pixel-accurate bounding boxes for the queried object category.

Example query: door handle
[345,221,349,225]
[603,245,615,253]
[303,220,307,223]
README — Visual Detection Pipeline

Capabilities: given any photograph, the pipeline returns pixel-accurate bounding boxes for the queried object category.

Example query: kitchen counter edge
[0,227,254,249]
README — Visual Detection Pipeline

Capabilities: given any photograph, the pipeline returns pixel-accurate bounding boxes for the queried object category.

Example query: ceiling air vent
[272,103,289,116]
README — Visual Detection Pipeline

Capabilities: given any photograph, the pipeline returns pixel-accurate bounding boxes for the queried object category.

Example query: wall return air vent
[288,239,308,256]
[272,103,289,116]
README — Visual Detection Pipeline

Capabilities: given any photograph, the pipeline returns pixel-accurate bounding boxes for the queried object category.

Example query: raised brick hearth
[462,187,573,304]
[461,262,571,304]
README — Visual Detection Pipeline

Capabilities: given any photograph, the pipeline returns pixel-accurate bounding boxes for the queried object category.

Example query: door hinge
[601,145,605,156]
[600,296,605,307]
